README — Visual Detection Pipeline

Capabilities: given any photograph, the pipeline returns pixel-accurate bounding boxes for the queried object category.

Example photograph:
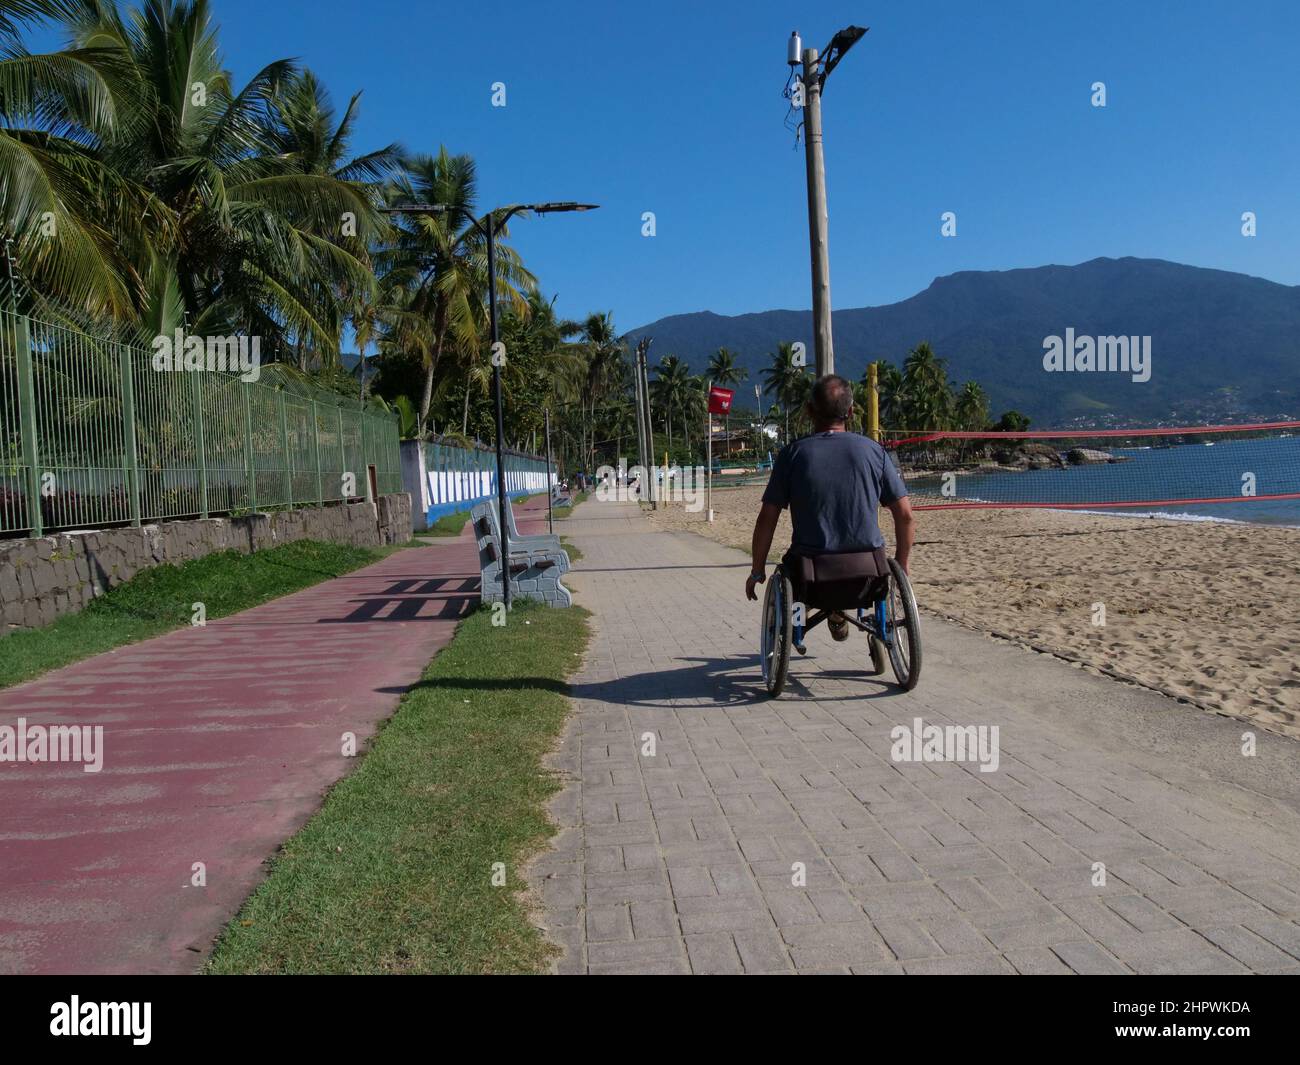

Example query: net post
[867,362,880,442]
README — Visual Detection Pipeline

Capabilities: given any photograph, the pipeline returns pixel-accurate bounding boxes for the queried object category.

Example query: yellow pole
[867,362,880,442]
[868,363,883,533]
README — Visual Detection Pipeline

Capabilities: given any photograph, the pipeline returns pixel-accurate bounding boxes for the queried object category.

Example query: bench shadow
[316,576,480,623]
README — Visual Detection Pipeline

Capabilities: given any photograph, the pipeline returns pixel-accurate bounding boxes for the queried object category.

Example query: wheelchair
[760,547,922,696]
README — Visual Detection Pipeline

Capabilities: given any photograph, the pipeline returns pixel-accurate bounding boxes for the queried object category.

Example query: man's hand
[748,502,781,602]
[885,497,915,578]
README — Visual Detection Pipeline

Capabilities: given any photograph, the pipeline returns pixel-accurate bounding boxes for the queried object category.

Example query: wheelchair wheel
[760,569,793,697]
[868,635,887,675]
[885,559,922,691]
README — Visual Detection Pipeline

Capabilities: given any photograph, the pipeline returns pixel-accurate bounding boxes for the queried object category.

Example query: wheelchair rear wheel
[760,569,793,697]
[885,559,922,690]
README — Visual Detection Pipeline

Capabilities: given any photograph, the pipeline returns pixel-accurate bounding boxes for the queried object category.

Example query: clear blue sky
[30,0,1300,331]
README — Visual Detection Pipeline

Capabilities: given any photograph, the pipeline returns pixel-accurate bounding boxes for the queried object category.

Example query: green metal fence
[0,311,402,536]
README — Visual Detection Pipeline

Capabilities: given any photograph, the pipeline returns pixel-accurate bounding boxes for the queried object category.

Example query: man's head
[807,374,854,430]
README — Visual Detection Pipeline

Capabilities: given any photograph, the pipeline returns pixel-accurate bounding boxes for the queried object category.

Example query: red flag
[707,386,734,415]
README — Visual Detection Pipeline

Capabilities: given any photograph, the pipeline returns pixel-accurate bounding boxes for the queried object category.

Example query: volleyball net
[881,421,1300,512]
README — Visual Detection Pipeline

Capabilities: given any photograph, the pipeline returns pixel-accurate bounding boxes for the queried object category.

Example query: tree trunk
[419,360,436,437]
[419,335,449,440]
[462,373,470,435]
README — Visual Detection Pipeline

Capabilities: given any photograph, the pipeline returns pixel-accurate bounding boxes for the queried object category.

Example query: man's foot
[828,612,850,641]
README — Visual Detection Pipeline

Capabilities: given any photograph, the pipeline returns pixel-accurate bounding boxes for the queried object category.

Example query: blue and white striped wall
[400,439,555,529]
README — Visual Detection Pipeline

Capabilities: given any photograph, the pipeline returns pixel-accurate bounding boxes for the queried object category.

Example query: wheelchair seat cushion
[783,547,890,610]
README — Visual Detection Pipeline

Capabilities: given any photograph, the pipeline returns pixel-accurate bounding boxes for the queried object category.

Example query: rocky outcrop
[993,442,1067,470]
[1066,447,1132,465]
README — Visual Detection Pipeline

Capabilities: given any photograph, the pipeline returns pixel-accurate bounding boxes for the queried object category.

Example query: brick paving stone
[1004,947,1074,974]
[527,500,1300,975]
[1051,941,1130,974]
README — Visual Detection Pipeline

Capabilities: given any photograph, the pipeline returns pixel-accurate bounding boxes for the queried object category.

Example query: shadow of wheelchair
[569,652,906,710]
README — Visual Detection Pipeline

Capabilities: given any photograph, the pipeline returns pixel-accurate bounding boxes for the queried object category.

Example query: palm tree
[579,311,625,470]
[265,68,403,375]
[953,380,990,463]
[597,393,637,468]
[3,0,391,351]
[707,346,746,459]
[651,354,690,453]
[380,148,534,436]
[787,371,813,437]
[954,381,989,431]
[760,341,808,444]
[0,0,162,318]
[900,342,953,432]
[680,376,707,460]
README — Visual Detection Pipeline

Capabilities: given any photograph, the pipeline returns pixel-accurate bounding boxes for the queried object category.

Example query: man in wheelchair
[744,374,914,642]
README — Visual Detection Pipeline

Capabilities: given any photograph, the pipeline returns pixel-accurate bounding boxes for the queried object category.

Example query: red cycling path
[0,495,553,974]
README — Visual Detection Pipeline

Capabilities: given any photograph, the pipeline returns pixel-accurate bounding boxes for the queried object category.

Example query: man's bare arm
[885,496,915,574]
[745,502,782,600]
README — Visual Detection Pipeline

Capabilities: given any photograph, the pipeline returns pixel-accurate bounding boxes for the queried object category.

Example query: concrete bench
[551,485,574,508]
[493,498,565,558]
[471,501,572,608]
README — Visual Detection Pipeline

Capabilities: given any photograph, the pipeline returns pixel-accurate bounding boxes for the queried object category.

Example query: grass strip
[554,490,588,517]
[205,599,591,974]
[424,508,473,537]
[0,540,401,689]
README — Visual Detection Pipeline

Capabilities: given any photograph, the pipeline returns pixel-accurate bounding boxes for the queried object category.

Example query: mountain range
[625,257,1300,426]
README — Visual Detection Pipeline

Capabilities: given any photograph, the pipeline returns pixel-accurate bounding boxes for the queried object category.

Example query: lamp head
[529,202,599,214]
[787,30,802,66]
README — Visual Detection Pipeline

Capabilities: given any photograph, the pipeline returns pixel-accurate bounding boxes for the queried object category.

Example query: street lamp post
[382,200,597,608]
[787,26,868,378]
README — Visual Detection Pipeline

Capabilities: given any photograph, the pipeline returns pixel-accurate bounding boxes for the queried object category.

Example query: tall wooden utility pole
[801,46,834,378]
[789,26,868,380]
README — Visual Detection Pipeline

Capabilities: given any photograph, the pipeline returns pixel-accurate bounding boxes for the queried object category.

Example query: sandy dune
[641,484,1300,739]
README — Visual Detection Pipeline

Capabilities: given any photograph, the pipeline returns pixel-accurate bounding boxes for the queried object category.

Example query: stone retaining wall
[0,493,412,635]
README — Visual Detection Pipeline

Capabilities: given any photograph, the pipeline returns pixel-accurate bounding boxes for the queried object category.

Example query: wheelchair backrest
[786,548,890,610]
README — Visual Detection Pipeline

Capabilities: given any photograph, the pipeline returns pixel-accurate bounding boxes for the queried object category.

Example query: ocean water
[925,436,1300,527]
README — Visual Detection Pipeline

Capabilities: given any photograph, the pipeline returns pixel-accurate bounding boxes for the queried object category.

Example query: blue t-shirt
[761,431,908,552]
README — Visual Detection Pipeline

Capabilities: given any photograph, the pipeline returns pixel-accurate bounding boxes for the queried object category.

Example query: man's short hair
[809,374,854,424]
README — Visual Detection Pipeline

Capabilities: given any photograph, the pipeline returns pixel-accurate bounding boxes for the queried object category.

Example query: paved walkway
[0,494,552,974]
[533,500,1300,974]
